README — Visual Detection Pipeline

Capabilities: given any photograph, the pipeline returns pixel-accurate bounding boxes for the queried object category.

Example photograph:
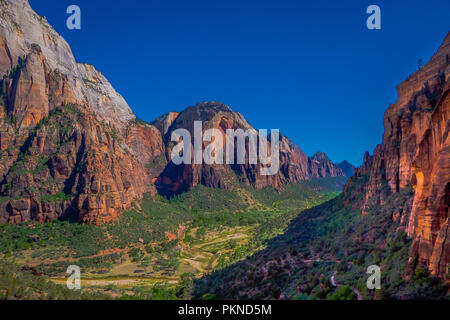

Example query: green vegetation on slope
[0,261,109,300]
[0,178,343,299]
[193,175,449,300]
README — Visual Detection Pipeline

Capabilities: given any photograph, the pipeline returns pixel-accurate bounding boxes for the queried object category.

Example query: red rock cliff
[0,0,165,224]
[347,32,450,278]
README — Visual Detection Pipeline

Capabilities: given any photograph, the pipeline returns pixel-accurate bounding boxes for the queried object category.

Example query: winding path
[331,271,363,300]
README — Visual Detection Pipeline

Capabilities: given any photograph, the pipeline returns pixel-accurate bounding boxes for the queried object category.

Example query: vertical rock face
[408,87,449,278]
[347,32,450,278]
[9,44,49,129]
[0,0,164,224]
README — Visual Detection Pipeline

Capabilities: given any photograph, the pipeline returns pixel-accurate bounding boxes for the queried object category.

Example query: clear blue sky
[29,0,449,165]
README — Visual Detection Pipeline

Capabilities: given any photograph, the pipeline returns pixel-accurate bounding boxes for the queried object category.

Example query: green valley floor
[0,177,345,300]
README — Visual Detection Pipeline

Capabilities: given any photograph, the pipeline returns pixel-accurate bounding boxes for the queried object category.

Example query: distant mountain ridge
[337,160,355,178]
[308,151,349,178]
[154,101,348,196]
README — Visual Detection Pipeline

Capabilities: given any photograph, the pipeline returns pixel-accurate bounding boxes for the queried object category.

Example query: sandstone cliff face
[347,32,450,278]
[0,0,164,224]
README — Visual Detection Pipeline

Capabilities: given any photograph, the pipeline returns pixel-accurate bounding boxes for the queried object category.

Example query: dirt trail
[331,271,363,300]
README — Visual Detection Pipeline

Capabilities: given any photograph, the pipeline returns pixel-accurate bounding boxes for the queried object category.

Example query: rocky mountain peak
[165,101,252,139]
[311,151,329,162]
[194,101,233,112]
[307,151,345,178]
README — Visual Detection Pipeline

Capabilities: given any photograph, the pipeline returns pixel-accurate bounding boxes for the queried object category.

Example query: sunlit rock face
[0,0,164,224]
[346,32,450,278]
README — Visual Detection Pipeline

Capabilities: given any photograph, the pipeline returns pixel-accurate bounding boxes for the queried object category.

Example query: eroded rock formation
[347,32,450,278]
[0,0,164,224]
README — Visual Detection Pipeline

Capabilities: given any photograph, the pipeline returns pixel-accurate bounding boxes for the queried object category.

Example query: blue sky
[29,0,449,165]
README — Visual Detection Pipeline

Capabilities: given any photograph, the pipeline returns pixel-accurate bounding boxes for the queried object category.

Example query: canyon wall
[0,0,164,224]
[347,32,450,278]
